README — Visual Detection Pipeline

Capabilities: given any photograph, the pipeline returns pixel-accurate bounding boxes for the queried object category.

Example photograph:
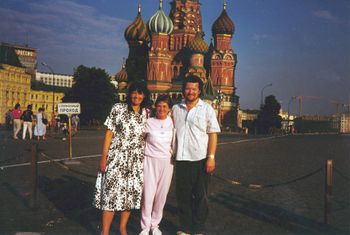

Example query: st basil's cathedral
[115,0,239,128]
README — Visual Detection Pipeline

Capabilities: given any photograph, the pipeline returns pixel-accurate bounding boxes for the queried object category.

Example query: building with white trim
[36,71,73,88]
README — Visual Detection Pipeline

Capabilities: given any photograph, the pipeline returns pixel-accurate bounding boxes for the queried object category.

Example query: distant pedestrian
[34,108,47,140]
[71,114,79,134]
[21,104,34,140]
[12,103,22,139]
[61,122,69,141]
[5,109,13,130]
[172,75,221,235]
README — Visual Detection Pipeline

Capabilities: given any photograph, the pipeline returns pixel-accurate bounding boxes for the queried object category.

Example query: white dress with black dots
[93,103,147,211]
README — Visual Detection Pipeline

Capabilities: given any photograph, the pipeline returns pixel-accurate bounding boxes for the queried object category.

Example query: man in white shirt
[172,75,221,235]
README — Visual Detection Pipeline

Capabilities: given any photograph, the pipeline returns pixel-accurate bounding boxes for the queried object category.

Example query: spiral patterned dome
[124,6,150,42]
[115,65,128,82]
[148,1,174,34]
[212,8,235,36]
[187,31,209,54]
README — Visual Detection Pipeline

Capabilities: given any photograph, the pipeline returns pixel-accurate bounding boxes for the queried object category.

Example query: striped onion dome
[124,5,150,42]
[115,64,128,82]
[147,0,174,34]
[212,1,235,36]
[187,31,209,54]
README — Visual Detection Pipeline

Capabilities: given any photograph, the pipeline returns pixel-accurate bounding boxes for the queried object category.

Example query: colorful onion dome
[187,31,209,54]
[124,4,150,42]
[115,63,128,82]
[212,1,235,36]
[148,0,174,34]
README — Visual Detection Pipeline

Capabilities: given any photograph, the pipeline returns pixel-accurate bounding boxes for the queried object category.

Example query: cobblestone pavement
[0,130,349,235]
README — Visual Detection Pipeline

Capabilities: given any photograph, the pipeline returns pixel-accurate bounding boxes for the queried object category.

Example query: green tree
[257,95,282,134]
[63,65,118,125]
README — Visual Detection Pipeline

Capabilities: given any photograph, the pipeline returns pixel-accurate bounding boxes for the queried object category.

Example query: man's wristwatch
[207,154,215,159]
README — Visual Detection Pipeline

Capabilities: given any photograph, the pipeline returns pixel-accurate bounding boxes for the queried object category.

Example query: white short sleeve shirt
[172,99,221,161]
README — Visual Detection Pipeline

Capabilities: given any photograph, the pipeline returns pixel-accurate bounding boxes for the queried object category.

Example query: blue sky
[0,0,349,115]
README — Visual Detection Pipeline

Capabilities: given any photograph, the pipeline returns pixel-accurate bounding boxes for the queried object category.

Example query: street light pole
[41,62,56,131]
[287,96,296,132]
[260,83,272,108]
[216,76,224,126]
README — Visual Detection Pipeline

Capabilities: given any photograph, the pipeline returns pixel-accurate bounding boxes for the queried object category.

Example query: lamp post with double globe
[41,62,56,131]
[260,83,272,108]
[287,96,296,133]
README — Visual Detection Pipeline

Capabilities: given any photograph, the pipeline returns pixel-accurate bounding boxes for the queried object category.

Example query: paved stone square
[0,130,349,235]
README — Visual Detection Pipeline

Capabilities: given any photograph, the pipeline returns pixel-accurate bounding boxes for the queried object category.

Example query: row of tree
[63,65,118,125]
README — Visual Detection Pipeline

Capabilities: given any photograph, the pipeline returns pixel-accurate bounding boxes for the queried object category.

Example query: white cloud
[252,33,268,45]
[313,10,338,22]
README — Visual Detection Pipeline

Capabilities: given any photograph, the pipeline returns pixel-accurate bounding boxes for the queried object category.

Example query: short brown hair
[155,94,173,108]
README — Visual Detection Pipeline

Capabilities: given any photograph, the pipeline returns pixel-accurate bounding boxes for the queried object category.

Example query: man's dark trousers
[176,159,210,234]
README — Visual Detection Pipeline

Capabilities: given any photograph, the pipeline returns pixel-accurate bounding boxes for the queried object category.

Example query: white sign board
[58,103,81,115]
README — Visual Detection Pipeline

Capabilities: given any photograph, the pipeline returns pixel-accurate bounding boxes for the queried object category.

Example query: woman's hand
[99,157,107,173]
[99,130,113,173]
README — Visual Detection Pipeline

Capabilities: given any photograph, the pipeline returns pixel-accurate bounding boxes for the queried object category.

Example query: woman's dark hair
[182,75,203,95]
[27,104,32,110]
[126,80,151,113]
[155,94,173,109]
[14,103,20,109]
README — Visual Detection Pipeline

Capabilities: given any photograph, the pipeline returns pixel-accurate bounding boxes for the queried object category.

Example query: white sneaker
[139,229,149,235]
[176,231,190,235]
[152,227,162,235]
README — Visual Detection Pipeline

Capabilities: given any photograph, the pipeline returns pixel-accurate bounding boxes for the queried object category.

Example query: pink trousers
[141,156,174,230]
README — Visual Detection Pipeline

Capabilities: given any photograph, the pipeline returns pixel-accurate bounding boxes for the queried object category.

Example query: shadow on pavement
[37,175,178,235]
[38,175,99,234]
[211,191,348,235]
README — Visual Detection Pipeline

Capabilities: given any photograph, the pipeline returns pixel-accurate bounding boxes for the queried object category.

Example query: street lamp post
[217,89,223,126]
[41,62,56,131]
[260,83,272,108]
[216,76,224,126]
[287,96,296,133]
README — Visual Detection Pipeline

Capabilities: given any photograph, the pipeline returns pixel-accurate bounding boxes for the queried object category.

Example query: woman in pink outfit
[12,103,22,139]
[140,94,174,235]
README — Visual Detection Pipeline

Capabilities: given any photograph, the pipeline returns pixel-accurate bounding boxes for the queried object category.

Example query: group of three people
[93,75,220,235]
[12,103,47,140]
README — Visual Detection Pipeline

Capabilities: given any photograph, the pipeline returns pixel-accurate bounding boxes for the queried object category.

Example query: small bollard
[30,142,38,209]
[324,159,333,224]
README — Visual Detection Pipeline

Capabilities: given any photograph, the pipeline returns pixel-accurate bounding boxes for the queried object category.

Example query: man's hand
[206,157,215,173]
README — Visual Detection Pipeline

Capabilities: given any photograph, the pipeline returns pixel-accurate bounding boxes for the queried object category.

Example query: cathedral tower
[210,0,238,125]
[169,0,202,52]
[186,30,208,81]
[210,0,237,95]
[124,4,150,82]
[147,0,174,91]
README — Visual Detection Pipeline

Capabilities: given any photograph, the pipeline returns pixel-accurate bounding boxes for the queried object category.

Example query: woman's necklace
[160,119,166,128]
[158,117,167,132]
